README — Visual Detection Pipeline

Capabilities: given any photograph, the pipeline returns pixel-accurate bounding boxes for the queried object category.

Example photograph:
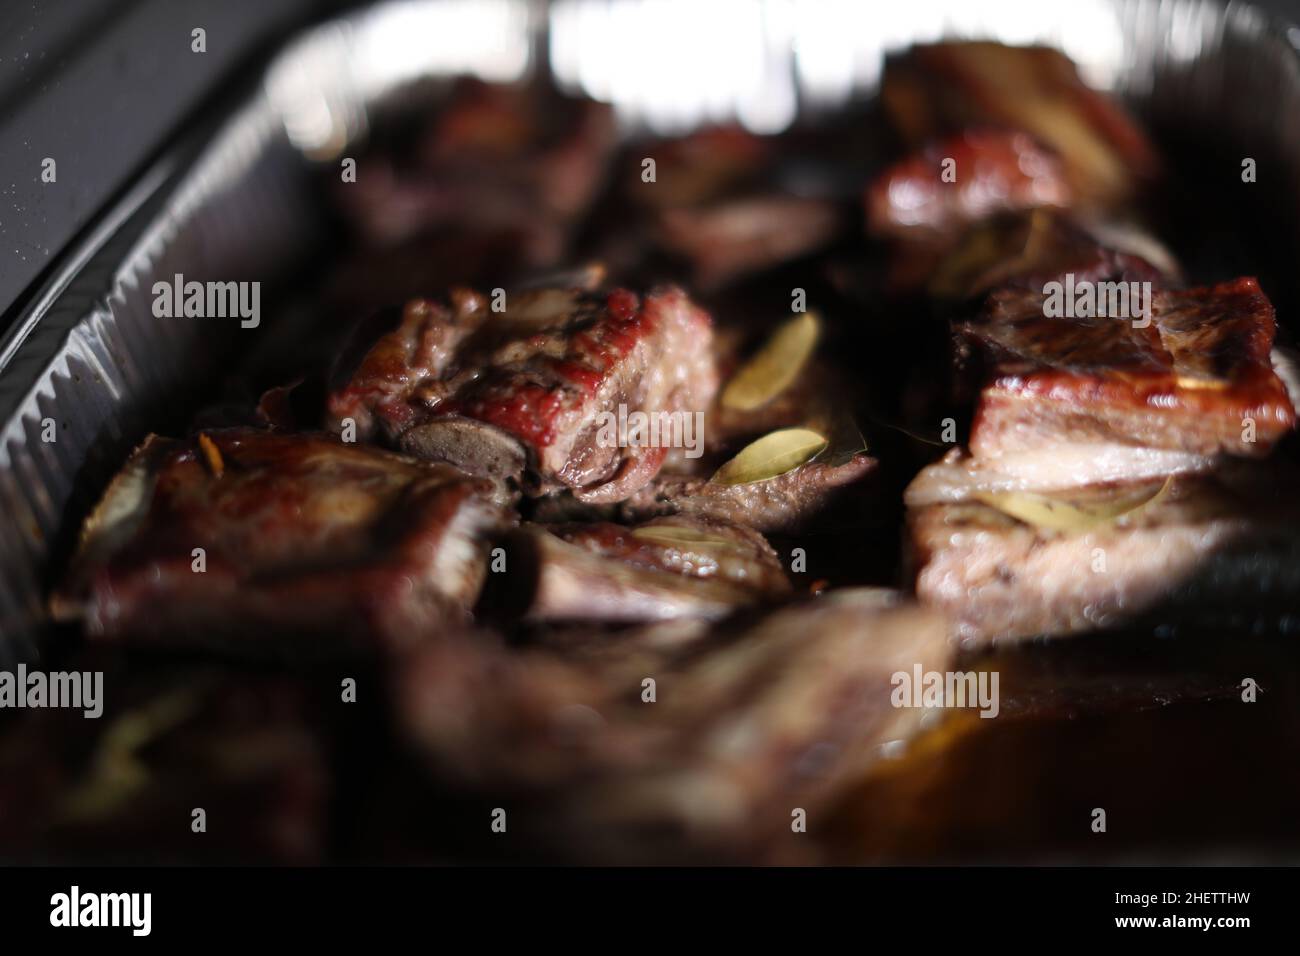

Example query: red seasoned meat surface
[960,277,1296,457]
[867,130,1072,239]
[328,285,719,501]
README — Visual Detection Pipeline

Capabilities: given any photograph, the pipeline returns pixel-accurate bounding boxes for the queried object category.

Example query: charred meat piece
[327,286,719,502]
[581,126,777,283]
[327,288,491,444]
[924,209,1176,301]
[52,429,508,655]
[910,466,1300,647]
[395,590,949,861]
[611,125,851,289]
[336,78,616,248]
[497,515,790,622]
[959,277,1296,458]
[616,454,876,534]
[579,315,878,534]
[656,195,847,290]
[880,42,1160,207]
[630,126,773,210]
[867,130,1072,240]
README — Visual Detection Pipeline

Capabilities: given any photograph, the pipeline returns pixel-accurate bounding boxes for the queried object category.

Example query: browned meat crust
[960,277,1296,457]
[617,454,877,534]
[866,130,1072,240]
[327,286,719,501]
[335,78,616,248]
[499,515,790,622]
[52,429,508,655]
[880,42,1160,207]
[656,195,846,289]
[924,210,1175,301]
[909,466,1300,647]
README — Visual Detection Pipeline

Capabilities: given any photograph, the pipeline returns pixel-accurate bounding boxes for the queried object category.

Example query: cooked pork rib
[327,286,719,502]
[500,515,790,622]
[629,126,772,210]
[396,590,949,861]
[909,466,1300,646]
[959,277,1296,458]
[616,454,876,534]
[924,209,1175,301]
[880,42,1160,207]
[867,130,1072,240]
[52,429,507,655]
[522,338,878,535]
[521,323,878,534]
[656,195,846,289]
[336,78,616,248]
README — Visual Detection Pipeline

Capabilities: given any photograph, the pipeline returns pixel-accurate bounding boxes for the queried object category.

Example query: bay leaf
[973,476,1172,532]
[711,427,828,486]
[721,311,821,411]
[631,525,742,551]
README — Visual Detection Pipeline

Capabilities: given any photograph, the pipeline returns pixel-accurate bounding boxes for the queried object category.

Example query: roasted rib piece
[630,126,773,210]
[52,429,507,655]
[908,277,1293,509]
[924,209,1176,301]
[603,124,853,289]
[880,42,1160,208]
[327,285,719,503]
[497,515,790,622]
[958,277,1296,459]
[524,328,878,534]
[395,590,950,862]
[336,78,616,249]
[910,466,1300,646]
[865,125,1172,298]
[866,130,1072,240]
[605,316,877,533]
[615,454,876,534]
[656,195,846,290]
